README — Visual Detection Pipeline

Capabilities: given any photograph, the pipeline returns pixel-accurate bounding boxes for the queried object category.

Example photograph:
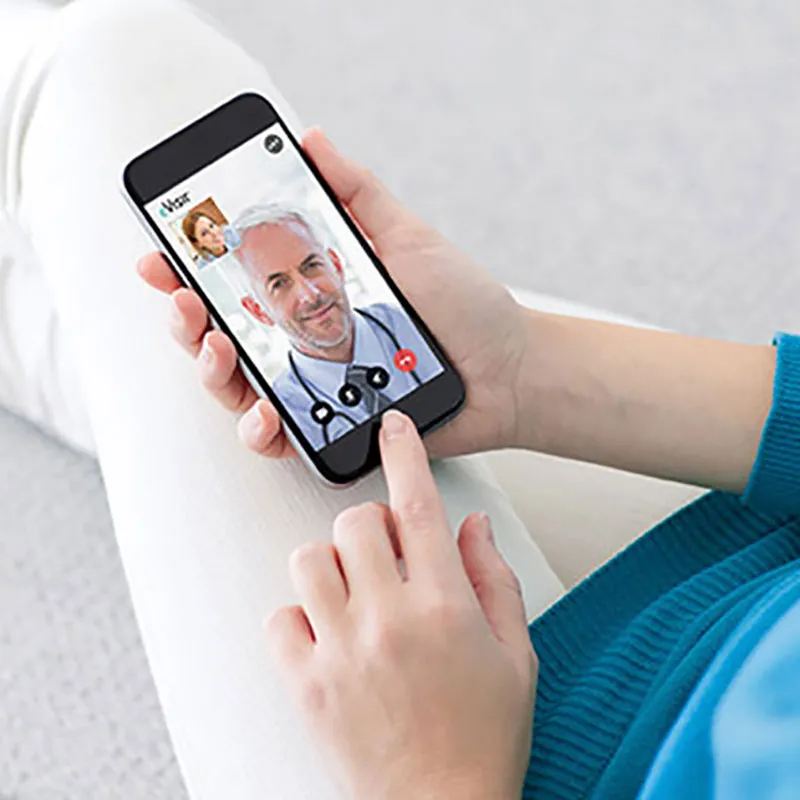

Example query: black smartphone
[122,92,465,485]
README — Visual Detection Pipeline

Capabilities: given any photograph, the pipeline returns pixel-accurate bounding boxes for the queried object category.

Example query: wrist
[511,306,777,491]
[511,308,575,455]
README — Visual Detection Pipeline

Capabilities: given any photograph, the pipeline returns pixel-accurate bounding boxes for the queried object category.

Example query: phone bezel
[122,91,465,484]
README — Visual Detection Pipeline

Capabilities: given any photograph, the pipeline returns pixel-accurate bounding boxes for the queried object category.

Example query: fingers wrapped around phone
[237,398,296,459]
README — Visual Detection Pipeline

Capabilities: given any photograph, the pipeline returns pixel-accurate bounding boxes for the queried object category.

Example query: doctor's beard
[277,295,355,354]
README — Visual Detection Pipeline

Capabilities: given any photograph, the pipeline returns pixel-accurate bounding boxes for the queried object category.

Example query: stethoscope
[288,308,422,446]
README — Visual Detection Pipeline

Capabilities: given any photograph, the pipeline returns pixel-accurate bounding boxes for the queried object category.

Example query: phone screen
[144,121,446,454]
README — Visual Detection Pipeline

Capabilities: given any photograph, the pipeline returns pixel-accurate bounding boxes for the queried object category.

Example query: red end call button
[394,349,418,373]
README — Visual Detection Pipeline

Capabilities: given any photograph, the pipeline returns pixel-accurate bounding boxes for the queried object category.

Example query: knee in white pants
[0,0,302,453]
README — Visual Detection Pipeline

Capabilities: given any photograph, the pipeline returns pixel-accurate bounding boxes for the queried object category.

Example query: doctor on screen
[229,202,443,449]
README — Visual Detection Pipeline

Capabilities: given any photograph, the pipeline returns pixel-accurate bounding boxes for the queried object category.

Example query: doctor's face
[238,221,353,352]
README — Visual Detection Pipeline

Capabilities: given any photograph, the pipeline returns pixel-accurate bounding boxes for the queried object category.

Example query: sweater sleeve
[741,332,800,516]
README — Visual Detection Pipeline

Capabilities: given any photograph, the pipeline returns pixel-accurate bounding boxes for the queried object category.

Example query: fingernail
[382,410,408,439]
[200,338,215,364]
[239,405,262,439]
[478,512,495,545]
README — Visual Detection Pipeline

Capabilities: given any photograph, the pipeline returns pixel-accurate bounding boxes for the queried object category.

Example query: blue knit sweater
[522,332,800,799]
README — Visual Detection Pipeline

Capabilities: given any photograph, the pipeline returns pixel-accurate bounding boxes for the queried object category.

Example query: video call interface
[145,122,444,452]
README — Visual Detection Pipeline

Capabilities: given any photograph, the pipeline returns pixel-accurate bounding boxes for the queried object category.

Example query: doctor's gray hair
[229,201,334,256]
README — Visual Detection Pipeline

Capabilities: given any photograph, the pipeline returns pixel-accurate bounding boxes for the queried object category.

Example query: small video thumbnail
[169,197,230,269]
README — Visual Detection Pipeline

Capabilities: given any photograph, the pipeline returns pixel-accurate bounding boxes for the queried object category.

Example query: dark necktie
[344,364,393,415]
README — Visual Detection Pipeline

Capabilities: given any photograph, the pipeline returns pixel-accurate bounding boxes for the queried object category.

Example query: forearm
[515,309,776,493]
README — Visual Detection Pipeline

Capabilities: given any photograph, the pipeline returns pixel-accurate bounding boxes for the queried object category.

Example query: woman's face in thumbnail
[195,215,227,256]
[239,221,353,353]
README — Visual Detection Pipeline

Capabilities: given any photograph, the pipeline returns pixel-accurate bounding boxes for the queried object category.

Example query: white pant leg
[0,0,95,454]
[1,1,563,798]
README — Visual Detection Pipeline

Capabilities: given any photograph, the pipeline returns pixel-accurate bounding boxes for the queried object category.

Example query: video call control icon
[338,383,363,407]
[366,366,390,390]
[264,134,284,154]
[311,401,334,425]
[394,349,417,373]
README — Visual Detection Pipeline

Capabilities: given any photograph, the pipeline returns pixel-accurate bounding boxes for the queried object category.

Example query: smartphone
[121,92,465,485]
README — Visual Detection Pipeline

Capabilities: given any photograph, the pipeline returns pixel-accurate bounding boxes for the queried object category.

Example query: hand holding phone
[128,95,527,481]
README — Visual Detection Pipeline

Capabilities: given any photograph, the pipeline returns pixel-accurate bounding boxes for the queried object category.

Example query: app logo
[160,191,191,217]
